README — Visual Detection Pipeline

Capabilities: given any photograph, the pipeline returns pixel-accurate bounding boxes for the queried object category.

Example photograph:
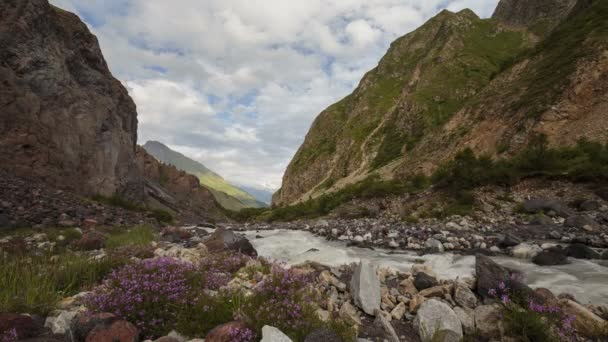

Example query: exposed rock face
[0,0,142,200]
[274,0,608,206]
[492,0,577,28]
[136,147,223,222]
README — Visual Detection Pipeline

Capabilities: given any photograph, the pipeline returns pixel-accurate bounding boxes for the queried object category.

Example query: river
[239,229,608,305]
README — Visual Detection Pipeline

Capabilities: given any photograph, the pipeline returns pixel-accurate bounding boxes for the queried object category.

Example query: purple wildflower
[1,328,18,342]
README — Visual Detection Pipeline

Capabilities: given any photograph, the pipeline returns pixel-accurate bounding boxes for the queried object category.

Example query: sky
[50,0,499,191]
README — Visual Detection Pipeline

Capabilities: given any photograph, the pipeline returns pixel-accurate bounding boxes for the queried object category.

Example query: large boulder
[511,243,542,259]
[475,255,534,301]
[414,299,463,342]
[532,250,569,266]
[261,325,293,342]
[204,228,257,256]
[522,199,572,217]
[424,238,444,254]
[414,272,438,291]
[560,299,606,335]
[0,313,40,340]
[566,243,601,259]
[454,283,478,308]
[564,215,600,231]
[474,304,503,338]
[349,262,381,316]
[85,320,138,342]
[205,321,249,342]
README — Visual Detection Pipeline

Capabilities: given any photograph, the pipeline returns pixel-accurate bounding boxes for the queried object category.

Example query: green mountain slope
[143,141,266,211]
[274,0,608,206]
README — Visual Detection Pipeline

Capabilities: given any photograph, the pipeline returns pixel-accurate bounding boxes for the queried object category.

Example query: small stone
[390,302,407,320]
[339,302,362,326]
[454,283,477,308]
[399,278,418,296]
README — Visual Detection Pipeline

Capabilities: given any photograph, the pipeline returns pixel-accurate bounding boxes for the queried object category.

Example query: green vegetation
[92,194,146,211]
[510,0,608,117]
[0,251,125,314]
[106,225,157,250]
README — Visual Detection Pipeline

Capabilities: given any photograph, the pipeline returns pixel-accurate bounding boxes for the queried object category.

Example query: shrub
[0,252,125,314]
[105,225,157,250]
[199,252,252,290]
[174,290,242,337]
[85,257,197,338]
[150,209,174,224]
[92,194,146,212]
[241,265,355,341]
[488,280,575,341]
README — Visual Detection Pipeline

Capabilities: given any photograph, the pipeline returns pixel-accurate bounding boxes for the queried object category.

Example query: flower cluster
[228,326,256,342]
[243,265,317,337]
[85,257,196,338]
[0,328,18,342]
[200,253,251,290]
[488,281,511,304]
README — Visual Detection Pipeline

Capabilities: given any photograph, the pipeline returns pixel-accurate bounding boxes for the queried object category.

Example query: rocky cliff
[0,0,142,200]
[492,0,577,30]
[274,0,608,206]
[136,147,223,222]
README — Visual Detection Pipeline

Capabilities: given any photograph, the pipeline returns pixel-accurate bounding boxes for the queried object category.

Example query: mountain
[274,0,608,206]
[237,185,275,205]
[0,0,142,200]
[143,141,267,211]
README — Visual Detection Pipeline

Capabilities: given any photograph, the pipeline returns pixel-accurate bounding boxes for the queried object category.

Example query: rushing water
[240,229,608,305]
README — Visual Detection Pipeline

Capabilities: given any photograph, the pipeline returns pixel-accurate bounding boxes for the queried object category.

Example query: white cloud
[50,0,500,189]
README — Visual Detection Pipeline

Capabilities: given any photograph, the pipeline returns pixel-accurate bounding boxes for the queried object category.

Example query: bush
[92,194,146,212]
[150,209,174,224]
[0,252,125,314]
[85,257,198,338]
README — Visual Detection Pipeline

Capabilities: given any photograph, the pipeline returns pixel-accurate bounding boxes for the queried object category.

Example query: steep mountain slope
[0,0,142,200]
[238,185,274,205]
[136,147,223,222]
[274,0,608,206]
[143,141,266,210]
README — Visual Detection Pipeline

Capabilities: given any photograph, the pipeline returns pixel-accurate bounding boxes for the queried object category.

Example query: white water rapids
[239,229,608,305]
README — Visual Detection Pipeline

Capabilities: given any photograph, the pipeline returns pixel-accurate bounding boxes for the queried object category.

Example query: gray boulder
[454,283,477,308]
[522,199,572,217]
[475,255,534,301]
[414,299,463,342]
[349,262,381,316]
[415,272,438,291]
[424,238,445,254]
[204,227,257,256]
[564,215,600,231]
[532,250,569,266]
[261,326,293,342]
[474,304,503,338]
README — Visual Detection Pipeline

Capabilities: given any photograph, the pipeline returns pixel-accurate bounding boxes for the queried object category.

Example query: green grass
[0,251,126,314]
[92,194,146,212]
[106,225,157,250]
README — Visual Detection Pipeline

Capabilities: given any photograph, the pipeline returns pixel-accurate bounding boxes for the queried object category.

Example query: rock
[261,325,293,342]
[529,214,554,225]
[532,250,569,266]
[474,304,503,338]
[349,262,381,315]
[155,337,181,342]
[414,272,438,291]
[409,295,427,314]
[424,238,444,253]
[454,283,477,308]
[566,243,601,259]
[373,310,400,342]
[511,243,542,259]
[0,313,39,340]
[85,320,139,342]
[204,228,257,256]
[418,286,445,299]
[411,264,436,277]
[205,321,248,342]
[0,211,12,230]
[560,299,606,335]
[579,200,600,211]
[155,245,206,264]
[499,233,521,248]
[339,302,362,326]
[315,309,331,323]
[303,328,342,342]
[475,255,534,301]
[399,278,418,296]
[564,215,600,231]
[44,310,79,335]
[319,270,347,291]
[73,231,106,250]
[414,299,463,342]
[596,188,608,202]
[522,199,572,217]
[453,307,475,335]
[534,288,559,307]
[390,302,407,320]
[71,312,117,341]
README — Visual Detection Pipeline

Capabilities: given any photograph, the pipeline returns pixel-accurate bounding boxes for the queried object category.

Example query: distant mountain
[237,185,275,205]
[143,141,266,211]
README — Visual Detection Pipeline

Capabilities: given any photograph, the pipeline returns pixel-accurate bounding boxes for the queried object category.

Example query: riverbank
[1,223,607,341]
